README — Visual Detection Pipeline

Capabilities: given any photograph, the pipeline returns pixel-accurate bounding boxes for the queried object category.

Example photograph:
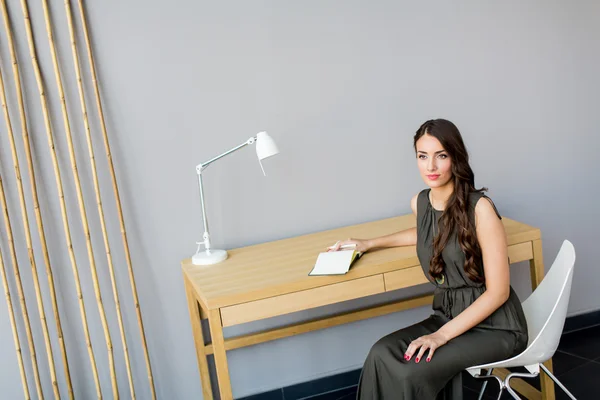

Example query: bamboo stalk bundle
[4,0,106,397]
[76,1,157,397]
[2,1,72,397]
[29,0,119,396]
[0,55,44,400]
[63,0,136,397]
[0,175,31,400]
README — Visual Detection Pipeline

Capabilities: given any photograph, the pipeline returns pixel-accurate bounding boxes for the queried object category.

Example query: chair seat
[466,359,541,376]
[466,348,552,375]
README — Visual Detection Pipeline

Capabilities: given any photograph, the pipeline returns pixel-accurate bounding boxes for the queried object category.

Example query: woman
[330,119,528,399]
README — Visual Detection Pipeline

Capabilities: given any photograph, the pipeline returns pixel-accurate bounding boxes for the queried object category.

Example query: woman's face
[415,134,453,188]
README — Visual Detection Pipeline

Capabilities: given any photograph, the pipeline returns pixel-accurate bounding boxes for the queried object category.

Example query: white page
[309,250,355,275]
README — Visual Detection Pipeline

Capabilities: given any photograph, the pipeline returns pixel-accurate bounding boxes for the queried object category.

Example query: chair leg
[540,363,577,400]
[473,370,505,400]
[477,369,493,400]
[505,371,538,399]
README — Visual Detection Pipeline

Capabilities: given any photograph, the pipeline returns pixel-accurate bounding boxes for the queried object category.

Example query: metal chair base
[473,365,577,400]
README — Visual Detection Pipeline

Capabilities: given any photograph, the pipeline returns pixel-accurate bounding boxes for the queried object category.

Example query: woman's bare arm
[330,194,419,252]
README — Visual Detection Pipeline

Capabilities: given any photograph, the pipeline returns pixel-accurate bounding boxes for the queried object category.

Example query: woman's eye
[438,154,448,159]
[418,155,427,159]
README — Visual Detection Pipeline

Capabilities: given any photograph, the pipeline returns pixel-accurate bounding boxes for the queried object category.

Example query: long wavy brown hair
[414,119,486,283]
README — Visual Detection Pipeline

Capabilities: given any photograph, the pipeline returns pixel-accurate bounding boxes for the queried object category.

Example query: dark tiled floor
[552,324,600,400]
[284,370,361,400]
[558,324,600,360]
[241,325,600,399]
[301,385,357,400]
[240,388,284,400]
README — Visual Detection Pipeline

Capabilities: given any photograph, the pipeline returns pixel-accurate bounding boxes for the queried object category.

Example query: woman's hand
[327,238,371,253]
[404,331,449,363]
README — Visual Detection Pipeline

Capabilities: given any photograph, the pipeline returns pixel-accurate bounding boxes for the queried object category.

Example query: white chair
[466,240,577,400]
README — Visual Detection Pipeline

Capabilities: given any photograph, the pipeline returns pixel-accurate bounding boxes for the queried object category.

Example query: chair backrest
[517,240,575,365]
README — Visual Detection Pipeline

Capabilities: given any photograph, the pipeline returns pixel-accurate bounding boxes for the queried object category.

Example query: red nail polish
[415,357,420,363]
[404,355,409,360]
[426,357,431,362]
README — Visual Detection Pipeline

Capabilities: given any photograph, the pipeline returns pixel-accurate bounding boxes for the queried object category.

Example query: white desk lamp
[192,131,279,265]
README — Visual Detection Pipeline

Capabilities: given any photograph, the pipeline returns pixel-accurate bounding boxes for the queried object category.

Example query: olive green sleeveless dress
[356,189,528,399]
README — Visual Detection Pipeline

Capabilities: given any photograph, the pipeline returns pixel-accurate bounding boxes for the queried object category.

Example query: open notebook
[309,246,364,276]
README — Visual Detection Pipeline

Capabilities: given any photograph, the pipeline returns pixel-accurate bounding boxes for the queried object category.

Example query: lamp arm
[196,136,256,173]
[195,136,256,252]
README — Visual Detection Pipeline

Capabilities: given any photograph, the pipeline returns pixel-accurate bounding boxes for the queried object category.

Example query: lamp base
[192,249,228,265]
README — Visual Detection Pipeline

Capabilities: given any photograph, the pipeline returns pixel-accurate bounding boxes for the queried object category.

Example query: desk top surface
[182,214,540,310]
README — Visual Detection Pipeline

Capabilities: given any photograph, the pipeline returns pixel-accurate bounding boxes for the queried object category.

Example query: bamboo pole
[5,1,104,398]
[32,0,119,396]
[0,176,31,400]
[77,1,156,398]
[63,0,135,397]
[1,1,70,398]
[0,64,44,400]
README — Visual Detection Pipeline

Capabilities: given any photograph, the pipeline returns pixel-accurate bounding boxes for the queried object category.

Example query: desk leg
[184,278,214,400]
[208,309,233,400]
[530,239,556,400]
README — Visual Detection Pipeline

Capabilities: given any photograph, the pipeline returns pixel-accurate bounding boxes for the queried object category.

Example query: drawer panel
[507,242,533,264]
[220,275,385,327]
[384,266,430,292]
[384,242,532,293]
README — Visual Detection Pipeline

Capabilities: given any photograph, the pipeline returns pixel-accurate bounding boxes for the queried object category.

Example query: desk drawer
[384,266,430,292]
[508,242,533,264]
[220,275,385,327]
[384,243,533,293]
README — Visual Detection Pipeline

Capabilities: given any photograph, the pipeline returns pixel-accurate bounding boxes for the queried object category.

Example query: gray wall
[0,0,598,398]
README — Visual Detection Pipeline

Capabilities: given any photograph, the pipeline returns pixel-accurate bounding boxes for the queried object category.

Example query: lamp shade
[255,131,279,161]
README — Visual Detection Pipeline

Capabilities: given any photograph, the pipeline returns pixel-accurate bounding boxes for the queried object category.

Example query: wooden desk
[182,214,554,400]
